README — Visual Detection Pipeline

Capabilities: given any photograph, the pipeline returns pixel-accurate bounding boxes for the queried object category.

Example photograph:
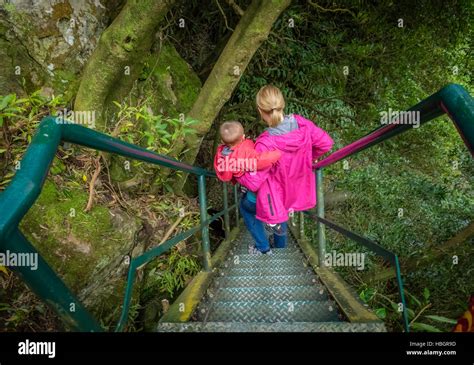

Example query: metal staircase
[157,229,386,332]
[0,84,472,332]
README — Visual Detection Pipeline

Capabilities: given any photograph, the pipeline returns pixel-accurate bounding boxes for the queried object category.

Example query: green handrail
[315,83,473,170]
[311,83,474,332]
[1,83,471,332]
[0,116,239,331]
[307,214,410,332]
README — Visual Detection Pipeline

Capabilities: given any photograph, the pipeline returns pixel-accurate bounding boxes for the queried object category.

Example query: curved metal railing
[0,83,471,332]
[0,117,239,331]
[309,83,473,332]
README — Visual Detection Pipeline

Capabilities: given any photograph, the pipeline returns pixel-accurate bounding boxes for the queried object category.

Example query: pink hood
[237,114,333,223]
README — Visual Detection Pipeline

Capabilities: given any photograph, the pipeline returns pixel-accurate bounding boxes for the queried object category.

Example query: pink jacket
[237,114,333,224]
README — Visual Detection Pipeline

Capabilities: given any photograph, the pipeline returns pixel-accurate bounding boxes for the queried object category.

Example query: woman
[238,85,334,254]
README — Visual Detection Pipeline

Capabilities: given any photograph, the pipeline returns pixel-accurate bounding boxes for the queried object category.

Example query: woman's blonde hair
[256,85,285,127]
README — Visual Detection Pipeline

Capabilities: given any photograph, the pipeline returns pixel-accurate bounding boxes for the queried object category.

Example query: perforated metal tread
[208,285,330,302]
[227,251,302,261]
[199,300,339,322]
[157,321,387,332]
[159,227,387,332]
[222,258,306,269]
[223,265,311,277]
[215,273,319,288]
[231,246,300,254]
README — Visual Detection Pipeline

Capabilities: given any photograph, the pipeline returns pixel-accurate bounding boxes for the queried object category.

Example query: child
[213,121,281,254]
[213,121,281,182]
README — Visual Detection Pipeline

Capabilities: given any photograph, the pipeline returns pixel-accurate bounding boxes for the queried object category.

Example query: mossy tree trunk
[171,0,291,180]
[74,0,174,129]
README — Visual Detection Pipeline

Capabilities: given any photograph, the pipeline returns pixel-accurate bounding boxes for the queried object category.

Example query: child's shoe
[248,246,272,255]
[248,246,261,255]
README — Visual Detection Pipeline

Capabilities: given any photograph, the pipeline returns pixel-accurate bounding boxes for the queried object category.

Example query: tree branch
[226,0,244,16]
[85,157,102,212]
[410,303,432,325]
[74,0,175,129]
[158,212,199,245]
[168,0,291,191]
[308,1,356,18]
[215,0,234,32]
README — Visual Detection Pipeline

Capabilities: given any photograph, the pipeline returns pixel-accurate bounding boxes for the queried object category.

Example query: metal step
[157,321,387,332]
[233,239,297,247]
[200,300,340,322]
[222,265,311,277]
[156,227,387,332]
[222,258,306,269]
[215,274,319,288]
[231,246,300,254]
[209,285,329,302]
[226,251,302,261]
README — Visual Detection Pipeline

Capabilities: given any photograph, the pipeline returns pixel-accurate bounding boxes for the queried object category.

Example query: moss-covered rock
[20,179,143,328]
[108,42,202,190]
[0,0,120,99]
[139,42,202,117]
[108,155,136,183]
[0,14,48,95]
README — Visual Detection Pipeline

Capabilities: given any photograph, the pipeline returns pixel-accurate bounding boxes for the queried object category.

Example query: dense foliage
[172,0,473,331]
[0,0,472,331]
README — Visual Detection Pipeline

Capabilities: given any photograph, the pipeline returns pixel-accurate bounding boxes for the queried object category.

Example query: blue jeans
[239,193,287,251]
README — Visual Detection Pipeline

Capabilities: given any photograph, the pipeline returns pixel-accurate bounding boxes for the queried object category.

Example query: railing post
[197,174,212,271]
[222,182,230,240]
[395,255,410,332]
[116,260,137,332]
[233,184,239,226]
[299,211,305,239]
[316,169,326,267]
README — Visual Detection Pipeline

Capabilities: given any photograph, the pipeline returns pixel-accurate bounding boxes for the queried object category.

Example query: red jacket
[214,139,281,182]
